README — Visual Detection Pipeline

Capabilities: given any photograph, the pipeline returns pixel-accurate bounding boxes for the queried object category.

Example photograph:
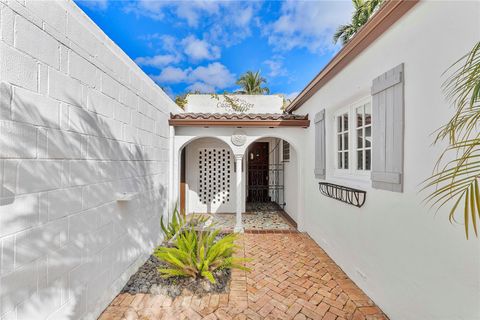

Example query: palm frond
[333,0,384,45]
[424,41,480,238]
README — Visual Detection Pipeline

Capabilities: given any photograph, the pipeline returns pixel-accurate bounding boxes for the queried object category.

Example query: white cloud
[265,0,352,53]
[186,82,215,93]
[174,1,221,27]
[124,0,167,20]
[135,54,181,68]
[189,62,235,89]
[125,1,259,48]
[138,34,220,64]
[151,62,235,92]
[152,66,189,83]
[181,35,221,62]
[264,56,287,77]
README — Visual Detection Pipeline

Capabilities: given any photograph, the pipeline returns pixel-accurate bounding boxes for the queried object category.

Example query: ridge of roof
[286,0,418,113]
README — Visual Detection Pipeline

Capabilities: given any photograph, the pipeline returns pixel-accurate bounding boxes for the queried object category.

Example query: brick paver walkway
[99,233,387,320]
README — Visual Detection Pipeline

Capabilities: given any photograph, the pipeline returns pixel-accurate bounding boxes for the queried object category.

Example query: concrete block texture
[0,1,178,319]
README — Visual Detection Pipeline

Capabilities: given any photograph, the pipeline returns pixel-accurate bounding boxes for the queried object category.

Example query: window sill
[326,176,371,190]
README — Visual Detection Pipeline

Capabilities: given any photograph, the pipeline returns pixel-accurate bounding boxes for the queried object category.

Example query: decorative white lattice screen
[199,148,232,205]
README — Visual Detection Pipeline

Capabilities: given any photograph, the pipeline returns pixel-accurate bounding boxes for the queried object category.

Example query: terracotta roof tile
[170,113,308,121]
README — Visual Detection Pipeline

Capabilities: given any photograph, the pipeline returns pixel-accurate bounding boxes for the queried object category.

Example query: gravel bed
[121,255,231,298]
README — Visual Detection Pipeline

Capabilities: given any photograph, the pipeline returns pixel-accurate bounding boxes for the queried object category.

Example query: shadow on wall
[0,90,168,319]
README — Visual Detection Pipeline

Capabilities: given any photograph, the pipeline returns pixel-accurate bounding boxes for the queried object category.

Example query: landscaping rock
[121,255,231,298]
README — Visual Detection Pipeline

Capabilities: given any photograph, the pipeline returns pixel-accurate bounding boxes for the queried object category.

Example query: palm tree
[333,0,384,45]
[235,70,270,95]
[424,41,480,239]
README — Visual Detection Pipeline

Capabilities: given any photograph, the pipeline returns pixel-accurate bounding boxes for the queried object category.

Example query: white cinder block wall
[0,1,178,319]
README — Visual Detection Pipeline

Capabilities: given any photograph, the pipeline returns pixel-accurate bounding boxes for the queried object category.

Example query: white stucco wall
[283,146,298,222]
[295,2,480,320]
[0,1,179,319]
[184,94,284,114]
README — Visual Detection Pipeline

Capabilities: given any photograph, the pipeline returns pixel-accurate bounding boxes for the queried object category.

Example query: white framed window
[355,103,372,171]
[334,98,372,179]
[336,112,349,170]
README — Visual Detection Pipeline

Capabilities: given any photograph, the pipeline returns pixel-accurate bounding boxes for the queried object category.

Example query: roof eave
[168,119,310,128]
[286,0,419,113]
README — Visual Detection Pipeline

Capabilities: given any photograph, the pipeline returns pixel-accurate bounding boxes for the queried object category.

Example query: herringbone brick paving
[99,233,387,320]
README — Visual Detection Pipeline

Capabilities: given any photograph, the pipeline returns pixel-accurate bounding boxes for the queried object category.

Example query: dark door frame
[179,148,186,216]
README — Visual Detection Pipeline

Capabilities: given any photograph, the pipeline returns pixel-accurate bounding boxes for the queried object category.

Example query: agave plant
[160,204,184,241]
[154,228,250,283]
[424,41,480,239]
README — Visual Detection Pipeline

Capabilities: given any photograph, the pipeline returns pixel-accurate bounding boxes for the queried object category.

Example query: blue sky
[75,0,353,99]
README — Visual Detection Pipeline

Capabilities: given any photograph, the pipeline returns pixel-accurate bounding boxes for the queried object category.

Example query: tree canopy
[235,70,270,95]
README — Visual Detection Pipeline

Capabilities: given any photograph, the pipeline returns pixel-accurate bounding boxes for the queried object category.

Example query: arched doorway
[244,136,299,227]
[178,137,236,215]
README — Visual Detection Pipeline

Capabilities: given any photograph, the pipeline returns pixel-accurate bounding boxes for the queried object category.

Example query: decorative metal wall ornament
[231,130,247,146]
[318,182,366,208]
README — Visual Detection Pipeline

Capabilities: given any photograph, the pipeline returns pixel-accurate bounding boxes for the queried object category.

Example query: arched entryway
[177,136,236,216]
[243,136,299,228]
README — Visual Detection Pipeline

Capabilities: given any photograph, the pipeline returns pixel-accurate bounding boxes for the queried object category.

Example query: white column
[234,154,244,233]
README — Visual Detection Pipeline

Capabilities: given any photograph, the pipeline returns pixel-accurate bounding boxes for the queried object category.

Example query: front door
[247,142,269,202]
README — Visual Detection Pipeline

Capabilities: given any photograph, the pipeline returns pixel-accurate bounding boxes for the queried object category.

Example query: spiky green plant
[423,41,480,239]
[154,228,250,283]
[160,204,185,241]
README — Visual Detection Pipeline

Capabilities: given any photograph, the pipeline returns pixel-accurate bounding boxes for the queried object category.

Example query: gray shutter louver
[314,109,326,179]
[371,63,404,192]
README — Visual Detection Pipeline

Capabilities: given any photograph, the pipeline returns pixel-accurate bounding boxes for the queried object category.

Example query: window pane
[343,114,348,131]
[338,152,343,168]
[357,150,363,170]
[366,149,371,170]
[365,104,372,126]
[344,152,349,169]
[357,129,363,148]
[365,127,371,148]
[343,133,349,149]
[337,116,342,132]
[356,106,363,128]
[365,126,371,137]
[338,134,343,150]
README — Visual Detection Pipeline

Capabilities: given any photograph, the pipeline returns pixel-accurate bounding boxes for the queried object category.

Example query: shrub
[160,205,184,241]
[154,228,250,283]
[161,207,212,241]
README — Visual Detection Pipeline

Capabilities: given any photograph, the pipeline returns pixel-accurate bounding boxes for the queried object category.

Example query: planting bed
[121,255,231,298]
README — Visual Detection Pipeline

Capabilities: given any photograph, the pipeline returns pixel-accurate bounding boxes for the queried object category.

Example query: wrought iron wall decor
[318,182,366,208]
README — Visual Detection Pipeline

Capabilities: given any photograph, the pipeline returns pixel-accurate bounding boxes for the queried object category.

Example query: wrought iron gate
[268,163,285,208]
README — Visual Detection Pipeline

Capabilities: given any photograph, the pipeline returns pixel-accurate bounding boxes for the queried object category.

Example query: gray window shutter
[314,109,326,179]
[371,63,404,192]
